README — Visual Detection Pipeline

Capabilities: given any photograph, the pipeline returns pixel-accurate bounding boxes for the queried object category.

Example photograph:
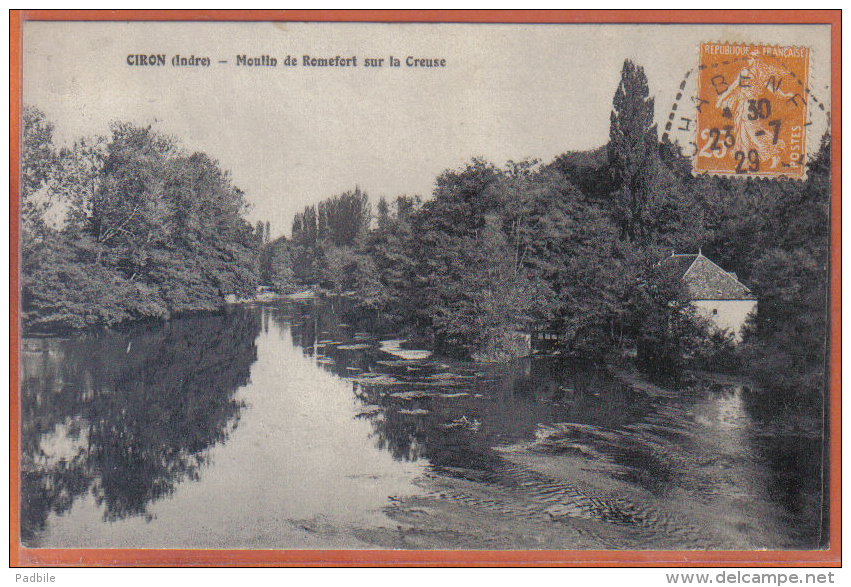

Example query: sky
[23,21,831,238]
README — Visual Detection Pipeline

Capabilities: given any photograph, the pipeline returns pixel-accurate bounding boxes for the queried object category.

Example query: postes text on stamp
[695,43,809,178]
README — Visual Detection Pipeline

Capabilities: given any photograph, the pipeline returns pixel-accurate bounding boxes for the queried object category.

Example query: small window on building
[712,309,718,315]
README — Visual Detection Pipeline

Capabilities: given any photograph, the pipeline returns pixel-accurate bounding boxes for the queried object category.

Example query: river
[19,301,826,550]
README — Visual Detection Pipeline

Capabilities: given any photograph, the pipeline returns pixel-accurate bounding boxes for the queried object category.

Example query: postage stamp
[694,43,810,178]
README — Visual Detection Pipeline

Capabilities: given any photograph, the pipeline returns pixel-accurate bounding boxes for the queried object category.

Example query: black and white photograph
[15,16,835,556]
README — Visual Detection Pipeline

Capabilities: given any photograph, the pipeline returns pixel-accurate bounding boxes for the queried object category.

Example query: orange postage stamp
[695,43,810,178]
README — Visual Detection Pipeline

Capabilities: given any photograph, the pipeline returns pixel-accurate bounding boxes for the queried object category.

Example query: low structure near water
[659,251,757,342]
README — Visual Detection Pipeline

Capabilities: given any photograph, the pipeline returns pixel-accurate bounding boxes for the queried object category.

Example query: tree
[608,60,658,243]
[548,145,615,203]
[513,168,632,354]
[640,151,710,252]
[319,187,371,247]
[22,113,260,331]
[398,160,553,358]
[259,235,297,293]
[739,132,831,401]
[22,107,55,199]
[359,195,418,328]
[153,151,259,306]
[21,107,58,252]
[376,197,391,233]
[268,244,296,293]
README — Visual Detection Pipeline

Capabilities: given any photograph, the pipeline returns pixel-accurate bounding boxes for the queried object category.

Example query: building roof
[659,252,756,301]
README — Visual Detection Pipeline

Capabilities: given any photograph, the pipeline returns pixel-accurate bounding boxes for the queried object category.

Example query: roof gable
[659,253,756,301]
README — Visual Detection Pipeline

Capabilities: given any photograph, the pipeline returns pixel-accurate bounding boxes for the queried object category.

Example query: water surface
[20,302,825,549]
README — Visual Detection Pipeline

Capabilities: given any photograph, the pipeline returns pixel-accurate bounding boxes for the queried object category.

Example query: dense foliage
[736,134,831,401]
[22,108,260,331]
[24,53,830,403]
[258,59,829,403]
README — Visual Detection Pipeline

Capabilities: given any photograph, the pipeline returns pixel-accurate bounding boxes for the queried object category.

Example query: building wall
[692,299,757,342]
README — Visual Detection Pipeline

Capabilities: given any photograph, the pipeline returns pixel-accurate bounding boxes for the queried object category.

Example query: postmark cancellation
[694,43,810,179]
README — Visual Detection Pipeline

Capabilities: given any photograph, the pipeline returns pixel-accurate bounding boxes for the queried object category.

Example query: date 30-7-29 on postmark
[695,43,810,178]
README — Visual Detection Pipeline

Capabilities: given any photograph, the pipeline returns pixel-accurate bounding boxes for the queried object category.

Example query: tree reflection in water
[276,299,648,476]
[275,298,825,548]
[20,309,261,546]
[351,360,648,476]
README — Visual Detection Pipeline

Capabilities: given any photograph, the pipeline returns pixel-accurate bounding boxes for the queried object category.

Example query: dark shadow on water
[274,298,651,478]
[20,308,261,546]
[22,298,824,549]
[274,298,826,548]
[740,390,826,547]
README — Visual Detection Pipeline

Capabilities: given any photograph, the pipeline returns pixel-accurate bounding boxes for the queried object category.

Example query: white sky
[23,22,831,238]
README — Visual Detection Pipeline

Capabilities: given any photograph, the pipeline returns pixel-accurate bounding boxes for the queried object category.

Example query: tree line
[22,58,830,403]
[259,60,830,403]
[21,108,261,331]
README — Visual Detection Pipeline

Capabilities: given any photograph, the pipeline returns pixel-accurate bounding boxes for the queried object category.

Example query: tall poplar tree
[608,60,657,243]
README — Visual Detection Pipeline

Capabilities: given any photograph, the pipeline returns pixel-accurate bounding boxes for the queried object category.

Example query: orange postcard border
[8,9,841,568]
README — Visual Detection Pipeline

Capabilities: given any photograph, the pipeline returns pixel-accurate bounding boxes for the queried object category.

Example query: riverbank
[21,303,826,549]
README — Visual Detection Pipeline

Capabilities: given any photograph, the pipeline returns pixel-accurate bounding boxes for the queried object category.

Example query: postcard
[10,10,840,567]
